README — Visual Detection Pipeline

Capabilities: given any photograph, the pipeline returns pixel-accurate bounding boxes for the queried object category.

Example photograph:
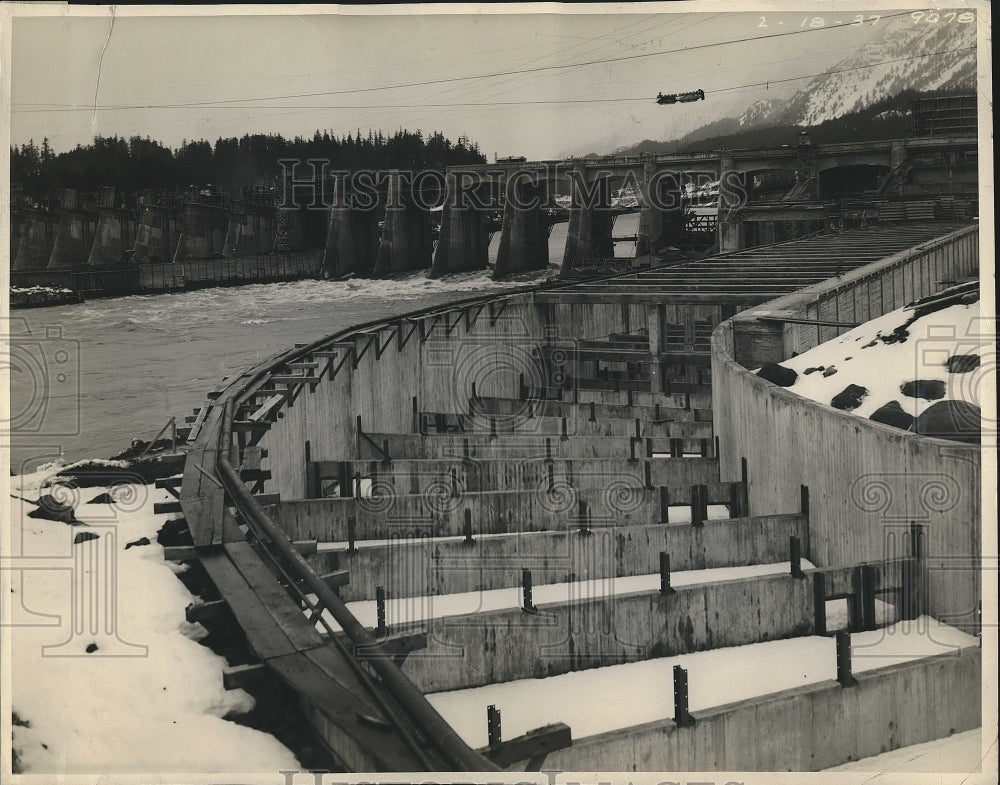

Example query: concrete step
[355,432,715,463]
[333,565,820,693]
[304,513,809,602]
[307,456,721,497]
[264,482,743,543]
[415,411,712,440]
[467,395,713,422]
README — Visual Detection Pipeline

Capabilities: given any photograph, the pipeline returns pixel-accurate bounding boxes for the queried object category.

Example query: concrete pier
[173,202,229,262]
[322,176,379,278]
[493,175,549,278]
[12,210,58,271]
[87,190,137,268]
[224,204,277,259]
[561,172,613,274]
[636,164,686,257]
[429,172,490,277]
[132,205,180,264]
[718,155,744,254]
[373,170,433,276]
[47,190,98,270]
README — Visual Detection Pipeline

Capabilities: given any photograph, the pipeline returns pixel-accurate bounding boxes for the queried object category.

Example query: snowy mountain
[738,98,788,128]
[753,18,976,128]
[604,17,976,157]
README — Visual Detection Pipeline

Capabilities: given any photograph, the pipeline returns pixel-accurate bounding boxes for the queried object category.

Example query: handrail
[186,281,597,771]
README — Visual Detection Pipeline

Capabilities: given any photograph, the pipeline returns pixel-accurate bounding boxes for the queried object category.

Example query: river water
[9,216,639,471]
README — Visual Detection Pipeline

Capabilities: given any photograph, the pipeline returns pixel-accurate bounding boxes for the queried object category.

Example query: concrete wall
[268,480,738,541]
[309,513,807,602]
[530,647,981,771]
[711,226,982,629]
[397,572,815,693]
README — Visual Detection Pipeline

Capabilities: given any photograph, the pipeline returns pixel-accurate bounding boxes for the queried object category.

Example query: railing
[183,277,584,770]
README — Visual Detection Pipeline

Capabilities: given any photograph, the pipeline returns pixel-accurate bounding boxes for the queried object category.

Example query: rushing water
[9,215,639,471]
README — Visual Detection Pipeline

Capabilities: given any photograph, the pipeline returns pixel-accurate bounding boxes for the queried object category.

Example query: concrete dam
[167,212,982,771]
[9,133,977,301]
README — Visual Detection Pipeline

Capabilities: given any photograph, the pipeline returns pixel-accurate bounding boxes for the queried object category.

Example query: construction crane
[656,89,705,105]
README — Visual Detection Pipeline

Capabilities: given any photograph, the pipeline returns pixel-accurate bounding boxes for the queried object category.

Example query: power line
[13,44,975,114]
[13,10,916,113]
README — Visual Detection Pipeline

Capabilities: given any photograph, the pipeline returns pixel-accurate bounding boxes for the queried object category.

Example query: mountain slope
[770,19,976,126]
[609,16,976,157]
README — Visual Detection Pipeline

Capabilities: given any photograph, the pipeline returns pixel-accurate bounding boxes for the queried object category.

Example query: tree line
[10,128,487,204]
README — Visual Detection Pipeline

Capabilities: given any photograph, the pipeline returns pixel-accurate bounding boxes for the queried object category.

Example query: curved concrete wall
[711,226,982,629]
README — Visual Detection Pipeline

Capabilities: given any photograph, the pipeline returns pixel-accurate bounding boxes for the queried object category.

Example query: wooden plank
[222,540,326,654]
[248,394,285,422]
[481,722,572,768]
[198,547,301,660]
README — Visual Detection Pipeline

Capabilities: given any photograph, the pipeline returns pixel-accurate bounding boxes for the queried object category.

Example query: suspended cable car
[656,89,705,105]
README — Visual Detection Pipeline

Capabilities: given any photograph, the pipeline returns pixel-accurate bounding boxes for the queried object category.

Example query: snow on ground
[824,727,983,773]
[7,465,300,774]
[777,299,986,420]
[826,597,896,630]
[426,618,978,748]
[317,557,813,632]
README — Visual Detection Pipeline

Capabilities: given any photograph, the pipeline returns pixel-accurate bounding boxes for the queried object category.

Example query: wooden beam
[481,722,572,768]
[223,662,269,690]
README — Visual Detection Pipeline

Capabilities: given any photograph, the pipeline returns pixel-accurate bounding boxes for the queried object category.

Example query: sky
[6,4,923,159]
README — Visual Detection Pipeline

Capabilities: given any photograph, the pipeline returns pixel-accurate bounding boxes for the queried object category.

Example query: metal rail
[183,277,589,771]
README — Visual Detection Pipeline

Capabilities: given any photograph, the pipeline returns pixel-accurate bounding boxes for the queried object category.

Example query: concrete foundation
[373,171,433,276]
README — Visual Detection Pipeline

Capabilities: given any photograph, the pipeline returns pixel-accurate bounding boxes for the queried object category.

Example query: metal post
[463,509,474,546]
[577,498,590,536]
[347,516,357,554]
[487,705,502,748]
[800,485,810,516]
[589,401,596,422]
[790,536,805,579]
[673,665,694,727]
[812,572,827,635]
[836,630,857,687]
[660,552,675,595]
[375,586,387,637]
[560,416,568,441]
[861,564,877,631]
[521,568,536,613]
[670,438,683,458]
[691,484,707,526]
[660,487,670,524]
[644,461,653,490]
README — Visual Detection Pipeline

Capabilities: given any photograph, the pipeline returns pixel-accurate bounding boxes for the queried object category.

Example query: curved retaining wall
[711,225,982,629]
